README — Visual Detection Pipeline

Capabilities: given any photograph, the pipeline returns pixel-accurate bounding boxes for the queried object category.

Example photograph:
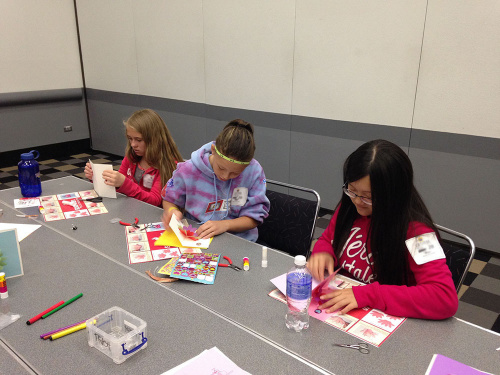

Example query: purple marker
[40,320,86,340]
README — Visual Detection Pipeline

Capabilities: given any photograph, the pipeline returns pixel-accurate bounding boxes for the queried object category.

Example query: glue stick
[0,272,8,299]
[243,257,250,271]
[261,246,268,268]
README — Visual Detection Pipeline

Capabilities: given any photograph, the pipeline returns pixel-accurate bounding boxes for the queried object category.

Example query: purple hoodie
[161,142,270,241]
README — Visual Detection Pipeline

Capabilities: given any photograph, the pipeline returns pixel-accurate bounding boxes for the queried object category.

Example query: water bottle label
[286,272,312,300]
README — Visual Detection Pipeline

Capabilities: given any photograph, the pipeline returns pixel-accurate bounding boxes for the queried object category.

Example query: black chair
[257,179,320,257]
[436,224,475,293]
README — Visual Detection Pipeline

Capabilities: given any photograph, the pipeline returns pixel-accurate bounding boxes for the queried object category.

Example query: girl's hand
[162,206,182,228]
[196,220,230,239]
[319,288,359,315]
[101,170,125,188]
[84,162,93,180]
[307,252,335,282]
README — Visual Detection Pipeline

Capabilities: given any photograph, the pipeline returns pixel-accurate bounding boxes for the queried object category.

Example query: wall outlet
[64,126,73,132]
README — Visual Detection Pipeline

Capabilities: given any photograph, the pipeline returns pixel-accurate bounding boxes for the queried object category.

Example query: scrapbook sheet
[269,273,406,347]
[15,190,108,221]
[125,222,181,264]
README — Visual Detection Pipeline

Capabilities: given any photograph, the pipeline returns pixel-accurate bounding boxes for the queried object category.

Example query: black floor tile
[474,250,492,262]
[480,263,500,280]
[462,272,478,286]
[316,217,331,229]
[491,314,500,334]
[460,287,500,313]
[39,168,60,175]
[0,175,19,184]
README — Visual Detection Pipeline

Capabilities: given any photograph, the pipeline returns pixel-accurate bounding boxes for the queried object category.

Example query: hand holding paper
[89,160,116,198]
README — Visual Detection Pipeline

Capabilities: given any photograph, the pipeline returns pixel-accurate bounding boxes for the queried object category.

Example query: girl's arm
[351,256,458,320]
[307,208,339,281]
[110,157,163,206]
[118,171,162,206]
[196,216,258,239]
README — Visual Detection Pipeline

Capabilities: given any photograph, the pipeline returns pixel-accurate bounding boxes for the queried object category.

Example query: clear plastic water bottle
[286,255,312,332]
[18,150,42,197]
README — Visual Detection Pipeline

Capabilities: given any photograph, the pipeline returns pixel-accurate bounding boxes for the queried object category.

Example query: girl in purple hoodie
[161,119,270,242]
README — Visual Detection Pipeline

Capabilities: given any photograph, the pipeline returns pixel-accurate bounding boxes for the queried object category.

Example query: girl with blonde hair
[85,109,183,206]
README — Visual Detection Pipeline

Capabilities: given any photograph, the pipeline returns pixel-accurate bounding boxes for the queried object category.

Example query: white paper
[90,160,116,198]
[13,198,40,208]
[162,347,251,375]
[0,223,41,241]
[169,215,211,249]
[270,273,320,296]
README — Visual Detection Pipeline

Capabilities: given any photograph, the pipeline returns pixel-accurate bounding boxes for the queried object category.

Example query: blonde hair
[215,119,255,162]
[124,109,183,187]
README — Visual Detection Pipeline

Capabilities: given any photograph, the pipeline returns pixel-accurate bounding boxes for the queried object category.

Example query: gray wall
[2,1,499,253]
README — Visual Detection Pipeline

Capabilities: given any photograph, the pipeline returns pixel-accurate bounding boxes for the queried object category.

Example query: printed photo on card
[128,241,150,252]
[129,251,153,264]
[88,207,108,215]
[44,213,65,222]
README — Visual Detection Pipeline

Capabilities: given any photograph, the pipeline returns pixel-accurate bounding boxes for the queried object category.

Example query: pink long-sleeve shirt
[116,157,162,207]
[311,208,458,320]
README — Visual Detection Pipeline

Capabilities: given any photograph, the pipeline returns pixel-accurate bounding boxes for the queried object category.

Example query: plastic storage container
[18,150,42,197]
[86,307,147,364]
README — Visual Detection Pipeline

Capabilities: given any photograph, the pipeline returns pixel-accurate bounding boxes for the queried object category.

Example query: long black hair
[332,140,436,285]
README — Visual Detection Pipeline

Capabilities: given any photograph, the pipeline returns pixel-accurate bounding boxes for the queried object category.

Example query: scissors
[332,343,370,354]
[79,197,103,203]
[119,217,140,228]
[219,256,242,271]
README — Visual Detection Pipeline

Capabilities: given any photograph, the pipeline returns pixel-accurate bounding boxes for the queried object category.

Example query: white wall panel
[413,1,500,139]
[0,0,82,93]
[203,0,295,114]
[76,0,140,94]
[133,0,205,103]
[292,0,426,127]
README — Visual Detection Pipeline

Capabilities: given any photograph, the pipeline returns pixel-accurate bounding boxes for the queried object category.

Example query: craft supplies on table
[87,306,147,364]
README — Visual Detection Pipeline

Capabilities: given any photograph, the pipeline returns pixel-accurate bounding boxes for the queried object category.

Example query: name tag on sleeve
[406,232,445,265]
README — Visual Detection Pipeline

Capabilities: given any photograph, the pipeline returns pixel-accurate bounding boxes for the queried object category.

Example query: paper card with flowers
[168,215,211,249]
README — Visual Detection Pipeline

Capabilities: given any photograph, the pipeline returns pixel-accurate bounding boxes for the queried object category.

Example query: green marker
[42,293,83,319]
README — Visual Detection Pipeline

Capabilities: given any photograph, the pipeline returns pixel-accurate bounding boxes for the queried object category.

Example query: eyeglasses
[342,184,372,205]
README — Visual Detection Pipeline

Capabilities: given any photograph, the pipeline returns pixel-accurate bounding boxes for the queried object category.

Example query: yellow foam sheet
[154,229,212,249]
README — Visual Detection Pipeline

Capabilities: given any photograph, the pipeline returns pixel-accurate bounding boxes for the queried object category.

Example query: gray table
[1,177,499,374]
[0,204,321,375]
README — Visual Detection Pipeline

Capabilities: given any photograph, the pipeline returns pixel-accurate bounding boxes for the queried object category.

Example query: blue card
[0,229,23,278]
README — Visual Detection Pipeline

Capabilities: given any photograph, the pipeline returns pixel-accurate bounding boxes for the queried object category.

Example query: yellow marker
[50,322,87,340]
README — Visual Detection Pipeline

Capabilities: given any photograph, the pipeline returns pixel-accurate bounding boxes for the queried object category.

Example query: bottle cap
[0,291,8,299]
[20,150,39,160]
[294,255,307,266]
[261,246,268,268]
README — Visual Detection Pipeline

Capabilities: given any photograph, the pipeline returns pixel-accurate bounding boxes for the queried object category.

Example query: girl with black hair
[308,140,458,319]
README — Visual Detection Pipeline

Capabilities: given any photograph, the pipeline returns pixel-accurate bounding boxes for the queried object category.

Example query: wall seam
[408,0,429,156]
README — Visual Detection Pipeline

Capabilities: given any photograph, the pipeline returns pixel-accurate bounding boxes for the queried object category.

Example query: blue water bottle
[18,150,42,197]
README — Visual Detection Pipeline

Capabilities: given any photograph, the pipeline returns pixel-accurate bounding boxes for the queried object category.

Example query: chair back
[257,180,320,257]
[435,224,475,293]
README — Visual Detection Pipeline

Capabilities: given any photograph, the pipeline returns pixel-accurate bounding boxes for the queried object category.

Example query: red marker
[26,301,65,325]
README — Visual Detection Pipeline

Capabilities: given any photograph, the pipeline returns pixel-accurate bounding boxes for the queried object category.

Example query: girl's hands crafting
[101,170,126,188]
[318,288,359,315]
[307,252,335,282]
[196,220,230,239]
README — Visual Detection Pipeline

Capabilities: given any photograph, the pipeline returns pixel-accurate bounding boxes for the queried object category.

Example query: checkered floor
[1,150,499,333]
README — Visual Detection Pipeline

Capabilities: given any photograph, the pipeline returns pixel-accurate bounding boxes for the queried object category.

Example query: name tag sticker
[406,232,445,265]
[231,187,248,206]
[143,174,154,189]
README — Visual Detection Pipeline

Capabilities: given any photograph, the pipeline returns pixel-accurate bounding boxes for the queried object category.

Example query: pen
[27,300,65,325]
[40,319,87,339]
[42,293,83,319]
[50,322,87,341]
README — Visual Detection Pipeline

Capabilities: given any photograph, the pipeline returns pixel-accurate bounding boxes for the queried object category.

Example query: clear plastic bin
[86,306,147,364]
